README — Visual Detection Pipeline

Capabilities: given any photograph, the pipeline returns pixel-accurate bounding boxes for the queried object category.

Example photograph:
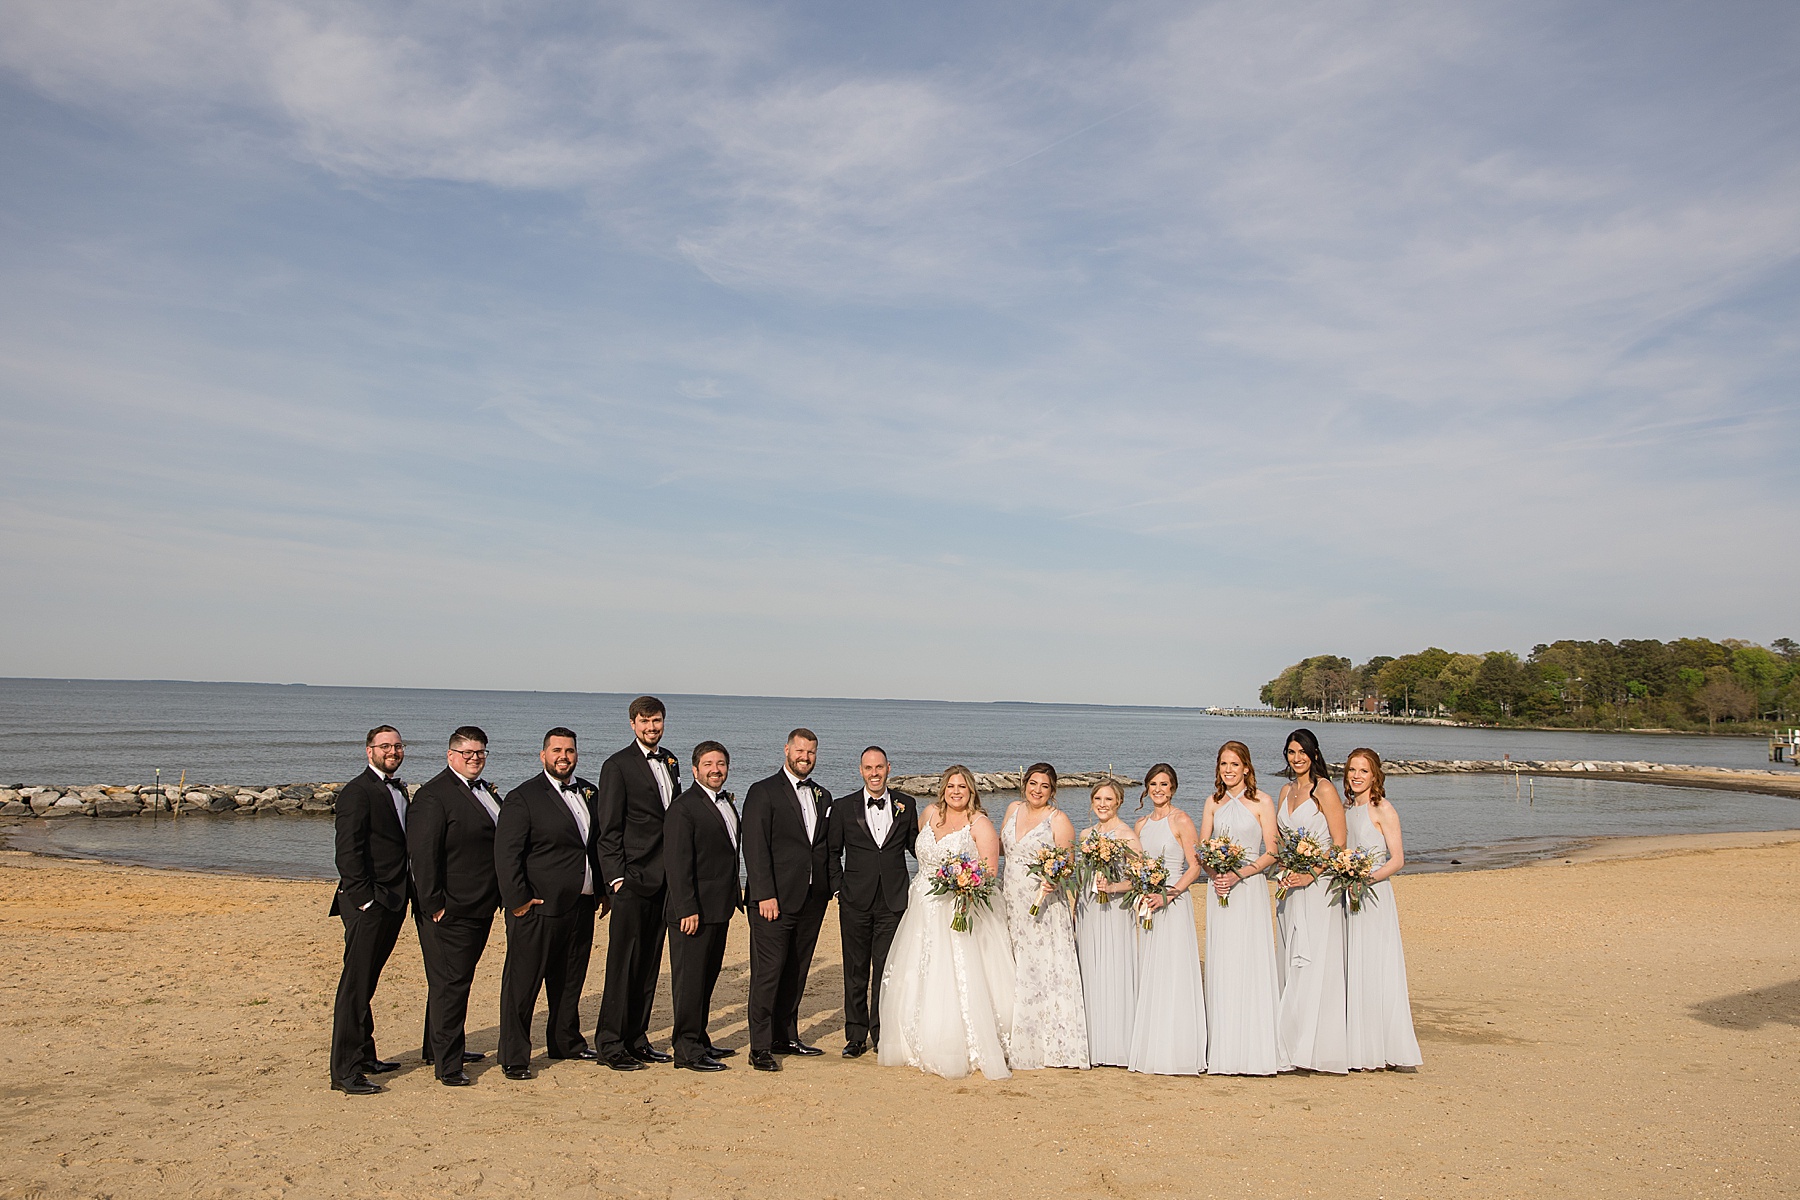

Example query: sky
[0,0,1795,706]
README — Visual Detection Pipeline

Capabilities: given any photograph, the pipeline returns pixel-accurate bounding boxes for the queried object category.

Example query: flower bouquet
[1076,828,1132,906]
[1325,845,1381,914]
[1199,835,1248,907]
[928,852,999,932]
[1270,825,1334,902]
[1122,853,1171,931]
[1025,844,1080,916]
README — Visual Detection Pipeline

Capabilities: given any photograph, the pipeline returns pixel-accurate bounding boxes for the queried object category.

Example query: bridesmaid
[1273,728,1349,1075]
[1342,748,1422,1071]
[1126,764,1207,1075]
[1000,764,1090,1069]
[1200,741,1284,1076]
[1074,780,1139,1067]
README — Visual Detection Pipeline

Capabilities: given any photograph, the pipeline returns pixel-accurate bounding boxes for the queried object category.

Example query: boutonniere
[894,799,906,816]
[576,783,596,802]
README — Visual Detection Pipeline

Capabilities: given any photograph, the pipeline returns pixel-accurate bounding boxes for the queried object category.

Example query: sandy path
[0,834,1795,1199]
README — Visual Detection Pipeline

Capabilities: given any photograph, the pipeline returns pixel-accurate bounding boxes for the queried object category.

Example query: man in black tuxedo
[827,746,917,1058]
[741,727,837,1072]
[406,725,504,1086]
[493,727,603,1080]
[594,696,679,1070]
[328,725,413,1096]
[663,740,743,1072]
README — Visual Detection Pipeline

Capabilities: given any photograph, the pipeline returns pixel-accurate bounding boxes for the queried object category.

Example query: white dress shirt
[639,740,675,809]
[700,783,738,848]
[784,767,818,842]
[863,788,893,844]
[373,768,407,831]
[456,769,501,823]
[549,771,594,895]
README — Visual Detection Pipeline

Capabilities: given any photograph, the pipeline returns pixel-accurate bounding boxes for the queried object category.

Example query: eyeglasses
[449,748,489,760]
[370,742,405,751]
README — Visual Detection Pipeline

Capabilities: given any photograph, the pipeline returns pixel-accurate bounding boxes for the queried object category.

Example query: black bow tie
[385,777,407,791]
[467,778,486,792]
[867,794,887,810]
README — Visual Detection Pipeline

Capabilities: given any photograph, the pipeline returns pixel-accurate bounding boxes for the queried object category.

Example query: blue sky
[1,0,1795,705]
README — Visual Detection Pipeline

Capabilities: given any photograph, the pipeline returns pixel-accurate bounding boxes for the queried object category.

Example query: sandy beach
[2,833,1796,1200]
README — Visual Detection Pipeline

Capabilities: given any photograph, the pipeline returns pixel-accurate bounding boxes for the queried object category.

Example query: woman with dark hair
[1199,741,1283,1075]
[1000,764,1089,1070]
[1274,728,1349,1074]
[1126,763,1207,1075]
[1342,749,1421,1071]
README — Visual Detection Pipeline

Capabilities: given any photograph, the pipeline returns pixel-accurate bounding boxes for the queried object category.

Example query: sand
[1,833,1796,1200]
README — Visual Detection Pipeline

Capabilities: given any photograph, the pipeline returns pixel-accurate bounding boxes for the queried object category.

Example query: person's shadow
[1688,979,1800,1031]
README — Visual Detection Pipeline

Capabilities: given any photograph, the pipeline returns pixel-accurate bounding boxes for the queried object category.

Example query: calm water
[2,674,1794,878]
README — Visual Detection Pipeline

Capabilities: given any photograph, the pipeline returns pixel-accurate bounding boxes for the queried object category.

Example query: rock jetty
[1,761,1793,819]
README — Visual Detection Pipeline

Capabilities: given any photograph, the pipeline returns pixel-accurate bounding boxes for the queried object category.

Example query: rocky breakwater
[1348,759,1793,778]
[0,782,381,818]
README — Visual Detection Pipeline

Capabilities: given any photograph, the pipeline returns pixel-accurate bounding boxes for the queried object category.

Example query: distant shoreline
[1205,708,1780,739]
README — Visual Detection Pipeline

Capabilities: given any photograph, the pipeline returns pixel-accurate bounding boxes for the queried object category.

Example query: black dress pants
[746,890,827,1052]
[839,899,903,1047]
[596,883,667,1057]
[497,898,595,1069]
[667,919,729,1066]
[330,901,407,1084]
[419,909,495,1079]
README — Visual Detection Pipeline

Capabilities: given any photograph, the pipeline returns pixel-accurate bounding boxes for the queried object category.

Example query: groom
[741,728,837,1072]
[827,746,916,1058]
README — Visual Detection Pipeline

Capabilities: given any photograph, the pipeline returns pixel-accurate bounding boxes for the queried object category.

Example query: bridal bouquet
[1199,836,1248,907]
[1025,844,1079,916]
[1076,829,1132,906]
[1122,854,1171,931]
[929,852,999,932]
[1270,825,1334,902]
[1326,846,1381,914]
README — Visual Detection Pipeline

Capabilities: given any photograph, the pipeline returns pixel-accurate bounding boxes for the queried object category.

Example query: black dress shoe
[462,1051,488,1063]
[440,1071,472,1087]
[365,1059,402,1074]
[773,1039,824,1057]
[502,1066,534,1081]
[629,1045,674,1064]
[749,1050,781,1072]
[677,1058,728,1072]
[604,1054,648,1072]
[703,1046,737,1058]
[550,1047,600,1061]
[331,1075,384,1095]
[841,1041,868,1058]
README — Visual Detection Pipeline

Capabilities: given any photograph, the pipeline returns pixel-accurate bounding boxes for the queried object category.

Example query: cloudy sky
[0,0,1795,705]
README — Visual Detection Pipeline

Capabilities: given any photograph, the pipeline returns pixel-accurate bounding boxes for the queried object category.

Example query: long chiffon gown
[1074,828,1137,1067]
[878,821,1016,1080]
[1344,804,1423,1070]
[1204,795,1283,1075]
[1001,810,1090,1069]
[1125,815,1207,1075]
[1275,790,1349,1074]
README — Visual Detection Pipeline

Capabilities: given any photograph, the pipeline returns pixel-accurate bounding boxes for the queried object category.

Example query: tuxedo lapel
[541,775,585,842]
[459,777,497,827]
[851,788,874,843]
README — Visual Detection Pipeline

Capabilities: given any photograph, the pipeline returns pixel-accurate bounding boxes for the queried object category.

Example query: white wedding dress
[878,820,1017,1080]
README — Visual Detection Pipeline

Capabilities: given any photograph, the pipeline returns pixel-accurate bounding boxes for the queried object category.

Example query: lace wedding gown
[1001,810,1090,1069]
[878,820,1016,1080]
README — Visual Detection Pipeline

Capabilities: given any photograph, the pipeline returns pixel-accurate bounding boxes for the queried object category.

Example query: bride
[878,764,1016,1079]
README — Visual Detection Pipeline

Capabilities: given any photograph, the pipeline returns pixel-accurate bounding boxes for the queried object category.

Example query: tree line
[1259,637,1800,732]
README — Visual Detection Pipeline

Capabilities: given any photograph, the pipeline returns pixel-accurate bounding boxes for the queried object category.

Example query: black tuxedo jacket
[596,742,680,898]
[494,772,599,917]
[407,767,503,920]
[331,766,412,916]
[829,788,918,913]
[742,771,835,913]
[664,784,743,925]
